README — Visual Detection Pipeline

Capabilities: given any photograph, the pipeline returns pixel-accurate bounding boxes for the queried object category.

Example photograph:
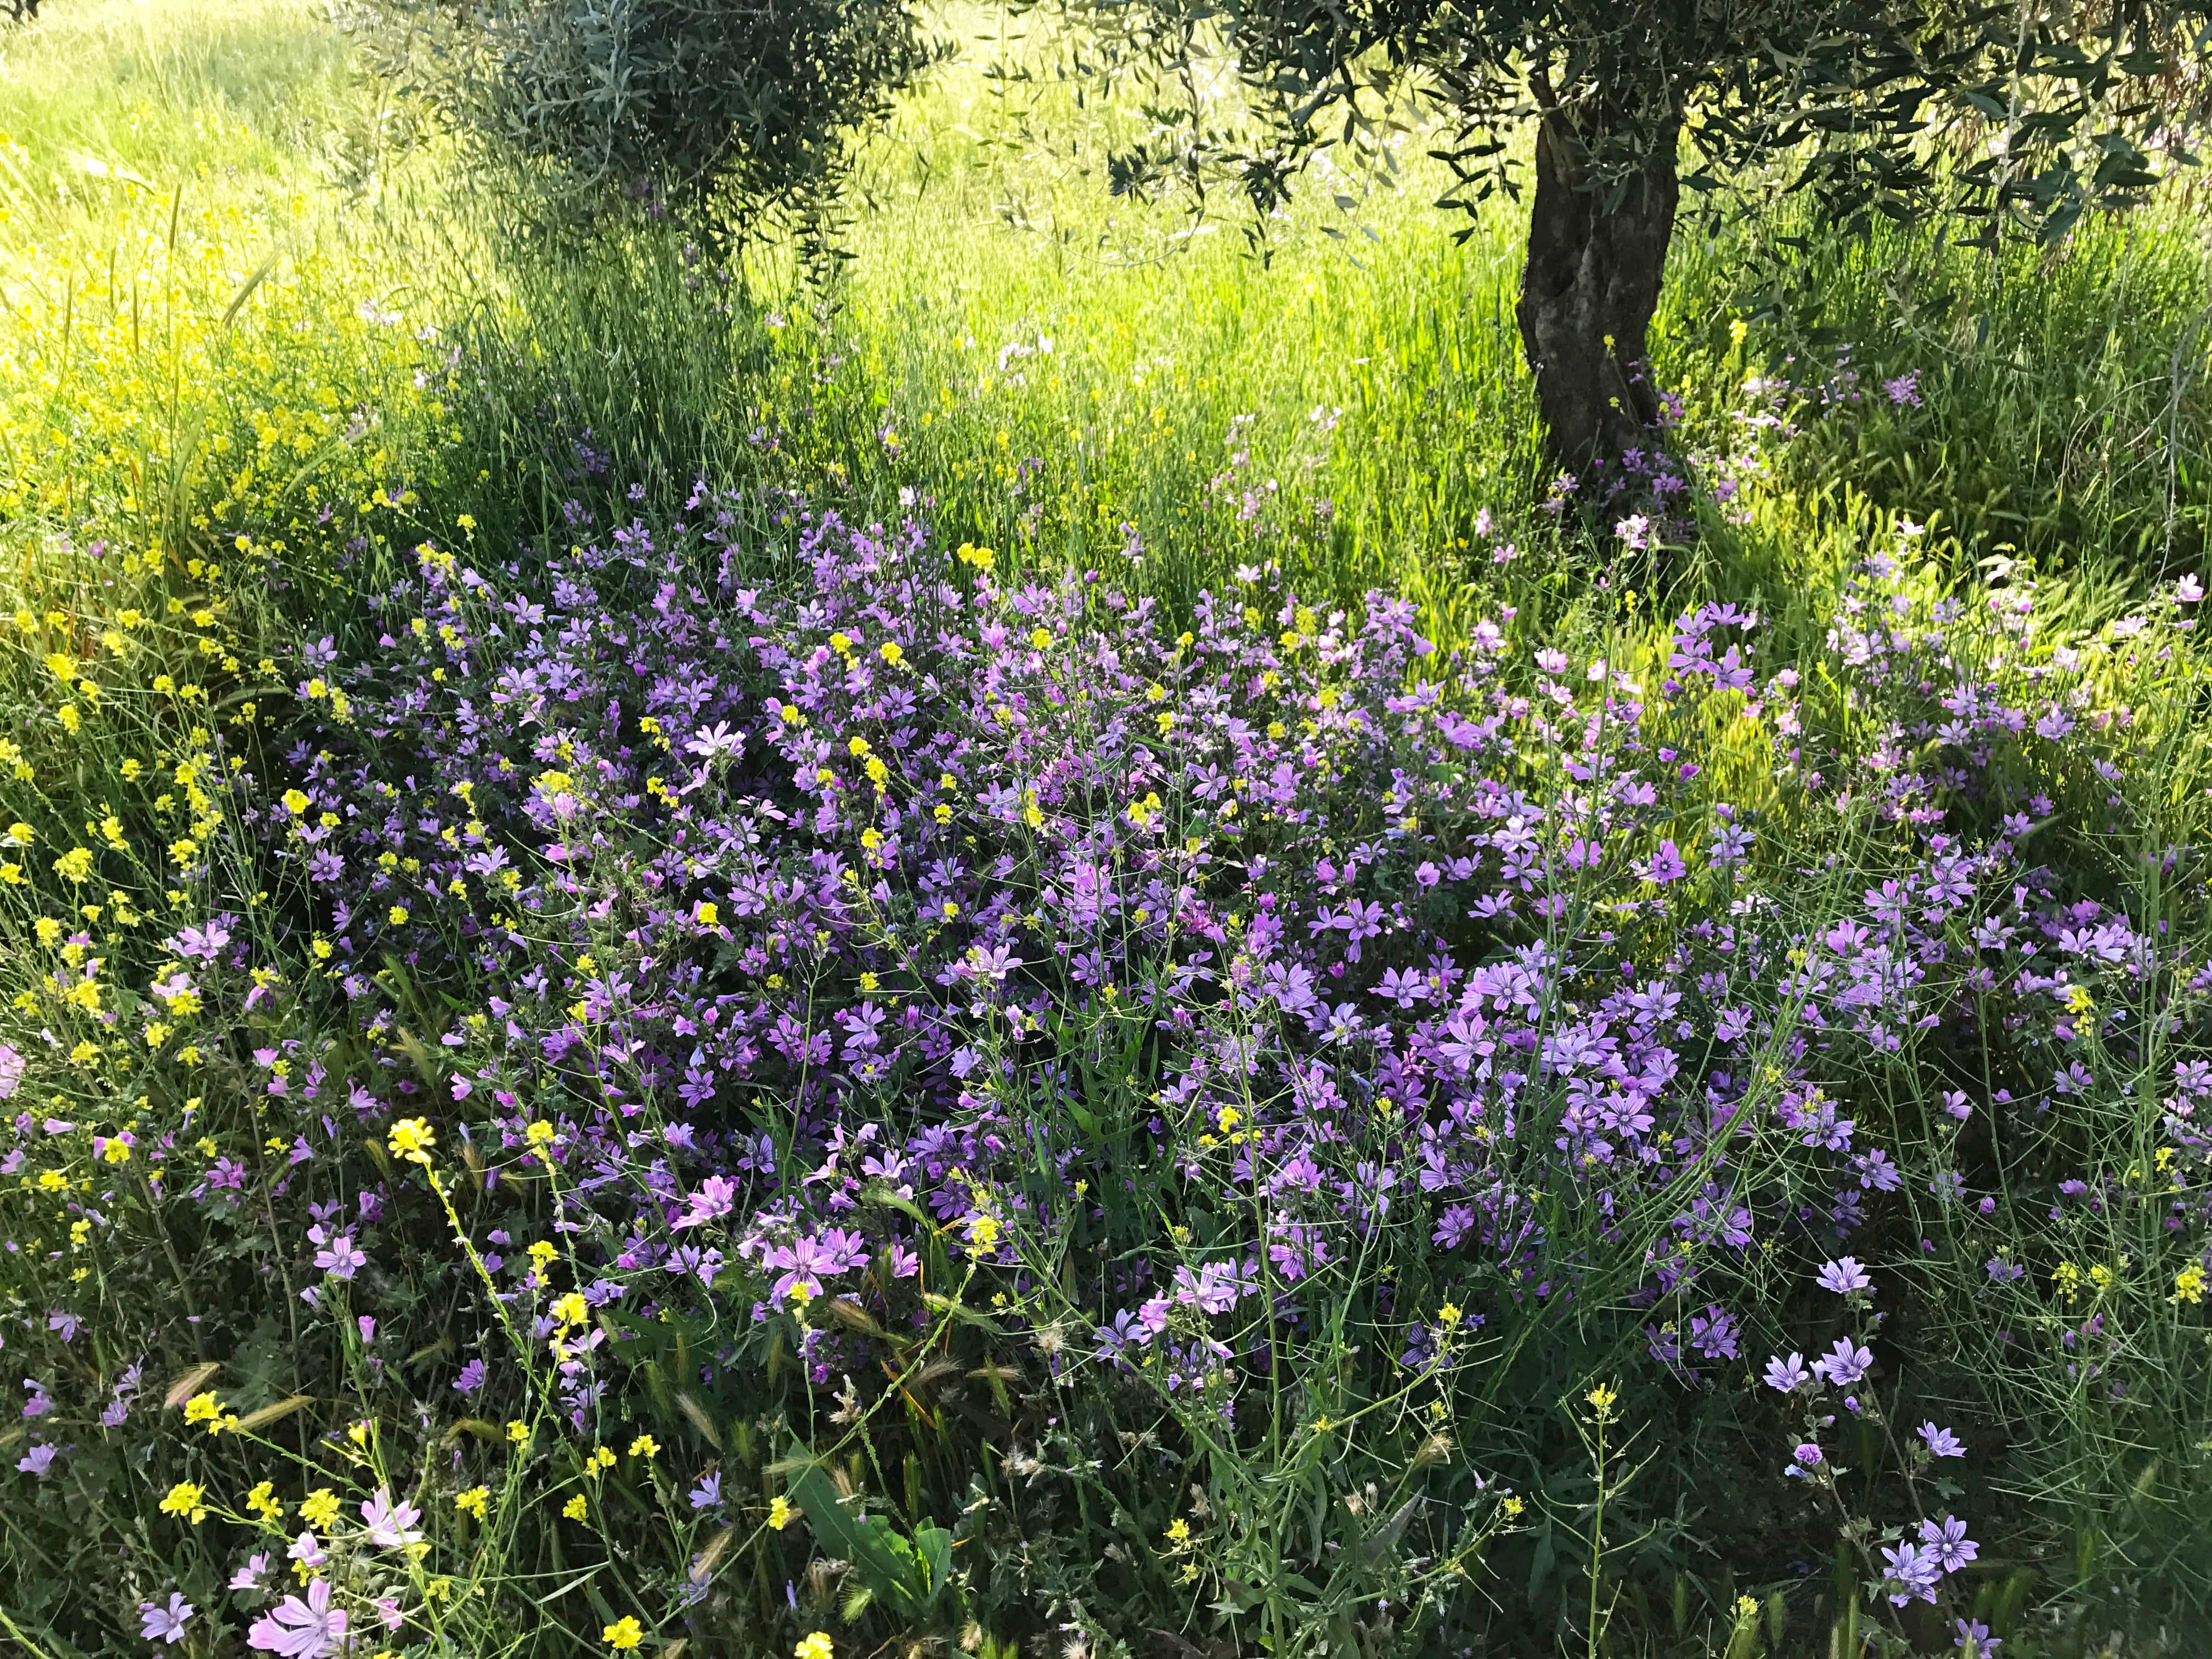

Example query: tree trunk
[1514,105,1681,489]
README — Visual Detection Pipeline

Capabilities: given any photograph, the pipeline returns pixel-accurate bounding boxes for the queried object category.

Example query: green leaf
[786,1440,950,1622]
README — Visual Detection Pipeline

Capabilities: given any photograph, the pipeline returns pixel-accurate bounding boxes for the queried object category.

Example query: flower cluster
[4,481,2209,1650]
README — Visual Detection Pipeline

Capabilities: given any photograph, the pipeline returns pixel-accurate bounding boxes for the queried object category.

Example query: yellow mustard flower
[160,1482,207,1524]
[387,1118,434,1165]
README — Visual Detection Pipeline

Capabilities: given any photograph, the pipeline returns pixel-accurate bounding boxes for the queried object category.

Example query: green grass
[0,0,371,225]
[5,0,2208,640]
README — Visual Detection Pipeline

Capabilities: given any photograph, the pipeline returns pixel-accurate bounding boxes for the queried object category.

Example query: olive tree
[1051,0,2209,479]
[349,0,945,246]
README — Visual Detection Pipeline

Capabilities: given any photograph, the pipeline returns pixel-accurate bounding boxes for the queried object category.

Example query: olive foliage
[351,0,946,245]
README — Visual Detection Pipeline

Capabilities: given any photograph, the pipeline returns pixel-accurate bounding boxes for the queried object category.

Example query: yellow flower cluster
[0,157,443,1156]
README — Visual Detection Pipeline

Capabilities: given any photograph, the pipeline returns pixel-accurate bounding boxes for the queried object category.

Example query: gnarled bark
[1514,106,1681,487]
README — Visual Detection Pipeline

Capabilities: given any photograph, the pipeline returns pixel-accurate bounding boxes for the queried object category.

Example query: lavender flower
[139,1593,194,1644]
[1918,1514,1978,1573]
[248,1578,348,1657]
[1814,1257,1872,1296]
[1762,1352,1811,1393]
[1811,1339,1874,1389]
[1880,1539,1943,1605]
[230,1552,273,1592]
[312,1229,366,1280]
[360,1486,424,1548]
[1917,1421,1965,1459]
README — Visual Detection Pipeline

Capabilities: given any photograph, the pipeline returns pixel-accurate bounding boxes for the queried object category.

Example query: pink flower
[311,1228,366,1280]
[672,1173,739,1231]
[360,1486,424,1548]
[248,1578,348,1657]
[139,1592,194,1644]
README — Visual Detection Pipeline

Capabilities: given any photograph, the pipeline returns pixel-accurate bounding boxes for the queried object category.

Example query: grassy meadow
[4,3,2212,1657]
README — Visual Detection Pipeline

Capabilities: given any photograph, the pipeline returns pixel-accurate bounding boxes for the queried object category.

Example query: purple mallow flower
[1956,1618,2001,1655]
[249,1577,347,1657]
[139,1593,194,1645]
[1880,1539,1943,1605]
[311,1227,366,1280]
[1918,1421,1965,1459]
[1815,1256,1872,1296]
[231,1552,273,1591]
[1763,1352,1811,1393]
[1812,1339,1874,1389]
[360,1486,424,1548]
[1919,1514,1978,1573]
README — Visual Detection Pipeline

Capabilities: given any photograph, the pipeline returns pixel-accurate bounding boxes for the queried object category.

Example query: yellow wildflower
[388,1118,434,1165]
[160,1482,207,1524]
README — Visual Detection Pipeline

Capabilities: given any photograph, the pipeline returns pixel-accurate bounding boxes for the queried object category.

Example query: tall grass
[405,10,2212,644]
